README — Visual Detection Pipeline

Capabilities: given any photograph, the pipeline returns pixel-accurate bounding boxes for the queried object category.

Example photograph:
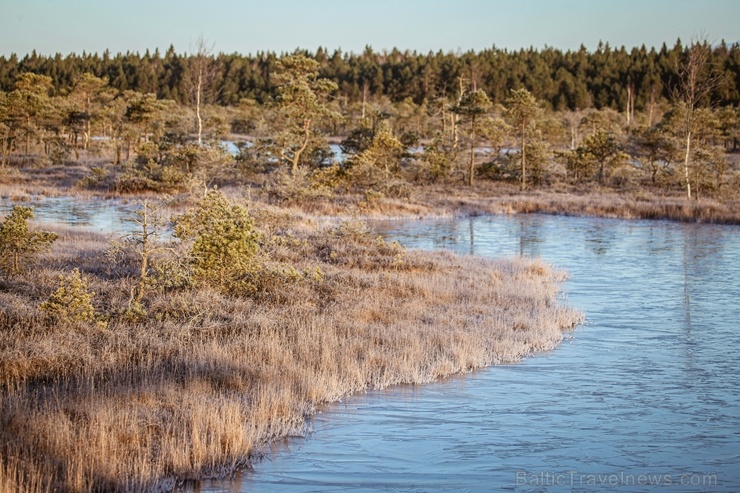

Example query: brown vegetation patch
[0,216,581,492]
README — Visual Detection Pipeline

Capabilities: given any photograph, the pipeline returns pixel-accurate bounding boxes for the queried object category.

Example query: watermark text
[516,471,718,488]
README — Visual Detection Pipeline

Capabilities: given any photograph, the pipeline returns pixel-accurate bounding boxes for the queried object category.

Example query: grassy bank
[2,162,739,225]
[230,183,740,225]
[418,183,740,224]
[0,209,583,492]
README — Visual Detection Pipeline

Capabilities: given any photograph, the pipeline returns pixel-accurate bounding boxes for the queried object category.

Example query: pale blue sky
[0,0,738,56]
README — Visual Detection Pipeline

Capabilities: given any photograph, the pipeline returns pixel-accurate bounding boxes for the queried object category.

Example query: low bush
[39,268,97,324]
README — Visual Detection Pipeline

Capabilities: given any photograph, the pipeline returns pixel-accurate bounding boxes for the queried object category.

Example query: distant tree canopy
[1,40,738,110]
[1,41,738,197]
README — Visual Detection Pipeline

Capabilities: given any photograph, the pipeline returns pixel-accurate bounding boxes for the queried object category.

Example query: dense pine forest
[2,40,739,109]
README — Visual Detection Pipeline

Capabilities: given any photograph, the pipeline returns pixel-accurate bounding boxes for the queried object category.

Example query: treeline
[1,40,739,110]
[1,45,738,202]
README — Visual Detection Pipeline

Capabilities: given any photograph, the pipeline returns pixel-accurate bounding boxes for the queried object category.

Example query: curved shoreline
[0,209,583,492]
[4,189,738,232]
[266,186,740,226]
[3,185,735,490]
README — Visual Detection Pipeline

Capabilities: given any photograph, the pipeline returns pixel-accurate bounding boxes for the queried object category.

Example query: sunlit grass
[0,215,582,492]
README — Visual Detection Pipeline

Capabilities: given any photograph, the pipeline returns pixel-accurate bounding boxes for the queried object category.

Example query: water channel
[210,214,740,492]
[2,200,739,492]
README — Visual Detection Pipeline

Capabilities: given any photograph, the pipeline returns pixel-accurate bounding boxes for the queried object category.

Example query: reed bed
[0,213,582,492]
[472,190,740,224]
[333,182,738,224]
[3,160,739,224]
[245,184,740,225]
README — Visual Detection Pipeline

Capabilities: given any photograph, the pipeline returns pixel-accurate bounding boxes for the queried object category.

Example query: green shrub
[119,141,233,194]
[114,171,162,194]
[0,206,58,275]
[174,190,261,294]
[39,269,96,323]
[76,166,110,189]
[266,166,337,202]
[150,252,194,291]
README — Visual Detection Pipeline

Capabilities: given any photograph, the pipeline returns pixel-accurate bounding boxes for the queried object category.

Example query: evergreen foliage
[0,205,58,275]
[173,190,261,293]
[272,54,340,174]
[39,269,96,323]
[0,40,737,196]
[1,41,737,109]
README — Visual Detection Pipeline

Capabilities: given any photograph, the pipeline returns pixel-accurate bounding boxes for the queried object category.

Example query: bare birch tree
[186,36,217,146]
[671,37,722,199]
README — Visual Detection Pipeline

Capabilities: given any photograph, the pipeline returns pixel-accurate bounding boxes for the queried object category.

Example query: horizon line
[2,38,739,60]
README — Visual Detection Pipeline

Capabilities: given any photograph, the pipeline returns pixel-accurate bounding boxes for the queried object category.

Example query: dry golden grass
[4,154,739,224]
[0,214,581,492]
[408,182,740,225]
[237,181,740,225]
[472,189,740,224]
